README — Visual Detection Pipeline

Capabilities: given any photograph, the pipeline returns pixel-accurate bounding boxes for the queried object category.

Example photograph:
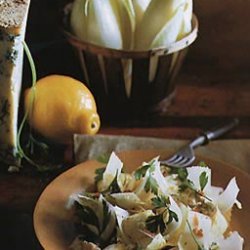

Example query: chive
[16,41,50,171]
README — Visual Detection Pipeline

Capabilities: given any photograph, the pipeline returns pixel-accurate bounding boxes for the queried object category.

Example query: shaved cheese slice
[166,204,189,246]
[211,207,228,237]
[168,196,183,233]
[98,152,123,192]
[187,166,211,192]
[217,177,241,212]
[217,231,244,250]
[207,186,223,202]
[178,211,212,250]
[150,159,169,196]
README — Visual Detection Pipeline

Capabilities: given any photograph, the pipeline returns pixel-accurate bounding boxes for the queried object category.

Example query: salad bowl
[34,150,250,249]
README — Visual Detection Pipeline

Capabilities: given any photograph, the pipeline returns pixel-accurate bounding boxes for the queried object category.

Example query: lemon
[24,75,100,144]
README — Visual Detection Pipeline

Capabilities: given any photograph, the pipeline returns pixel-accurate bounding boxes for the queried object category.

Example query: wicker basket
[62,6,198,121]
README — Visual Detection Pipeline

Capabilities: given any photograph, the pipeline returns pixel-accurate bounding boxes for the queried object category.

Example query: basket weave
[63,8,198,121]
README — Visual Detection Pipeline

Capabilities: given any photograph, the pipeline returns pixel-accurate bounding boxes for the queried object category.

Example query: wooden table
[1,0,250,249]
[1,70,249,249]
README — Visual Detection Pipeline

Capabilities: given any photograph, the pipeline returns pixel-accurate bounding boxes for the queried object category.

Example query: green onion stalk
[16,41,56,171]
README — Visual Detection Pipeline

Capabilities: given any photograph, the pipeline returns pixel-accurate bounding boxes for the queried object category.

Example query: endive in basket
[71,0,123,49]
[132,0,151,24]
[112,0,135,50]
[134,0,193,82]
[134,0,192,50]
[178,0,193,40]
[70,0,136,50]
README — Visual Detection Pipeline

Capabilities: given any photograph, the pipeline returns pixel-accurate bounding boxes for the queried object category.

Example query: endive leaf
[87,0,123,49]
[217,177,241,212]
[70,0,87,41]
[216,231,244,250]
[150,7,184,49]
[132,0,151,24]
[134,0,186,50]
[71,0,123,49]
[110,0,135,97]
[178,0,193,40]
[112,0,135,50]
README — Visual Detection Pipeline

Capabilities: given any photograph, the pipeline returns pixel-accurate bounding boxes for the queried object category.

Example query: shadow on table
[0,210,42,250]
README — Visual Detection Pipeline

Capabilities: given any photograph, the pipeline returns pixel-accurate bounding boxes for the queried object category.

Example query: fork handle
[190,118,239,148]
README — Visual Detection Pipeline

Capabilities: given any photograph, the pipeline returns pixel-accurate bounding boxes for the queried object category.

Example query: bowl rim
[62,4,199,59]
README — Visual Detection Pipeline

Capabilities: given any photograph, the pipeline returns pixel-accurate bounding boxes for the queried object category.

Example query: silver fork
[160,119,239,168]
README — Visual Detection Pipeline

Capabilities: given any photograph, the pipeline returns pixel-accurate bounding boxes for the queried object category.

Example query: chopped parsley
[151,195,169,208]
[169,167,188,181]
[134,158,158,180]
[146,212,167,234]
[198,161,207,167]
[179,178,195,192]
[107,172,121,194]
[97,154,110,164]
[144,175,159,195]
[134,158,161,195]
[146,208,178,234]
[75,196,116,248]
[146,195,179,234]
[170,166,211,202]
[199,171,209,191]
[95,167,106,183]
[134,164,152,180]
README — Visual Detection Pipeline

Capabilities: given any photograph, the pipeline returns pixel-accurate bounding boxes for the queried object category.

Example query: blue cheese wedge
[0,0,30,165]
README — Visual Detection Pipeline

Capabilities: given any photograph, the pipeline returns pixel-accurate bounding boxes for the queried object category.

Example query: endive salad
[69,153,244,250]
